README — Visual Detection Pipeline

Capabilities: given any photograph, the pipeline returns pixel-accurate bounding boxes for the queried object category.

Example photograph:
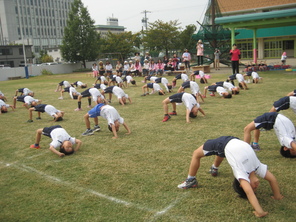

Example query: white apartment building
[0,0,74,57]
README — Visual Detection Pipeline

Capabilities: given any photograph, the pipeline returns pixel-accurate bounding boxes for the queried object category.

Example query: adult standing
[229,44,241,74]
[182,49,191,72]
[213,48,221,70]
[196,40,204,66]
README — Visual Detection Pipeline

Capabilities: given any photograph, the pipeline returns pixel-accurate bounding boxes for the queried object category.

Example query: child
[13,95,41,109]
[102,85,131,105]
[162,92,205,123]
[177,136,283,218]
[0,99,14,114]
[269,96,296,114]
[251,71,263,84]
[75,86,105,111]
[212,81,240,95]
[0,90,7,102]
[27,104,64,122]
[141,83,165,96]
[55,81,71,92]
[203,85,232,98]
[30,125,82,157]
[243,112,296,154]
[152,77,172,93]
[177,81,204,103]
[15,88,34,97]
[82,103,131,139]
[172,73,189,87]
[72,81,87,88]
[190,70,207,83]
[287,89,296,96]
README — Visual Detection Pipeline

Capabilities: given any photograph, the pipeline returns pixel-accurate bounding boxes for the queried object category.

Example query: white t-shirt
[152,83,162,92]
[290,96,296,113]
[115,76,123,84]
[236,74,245,83]
[76,81,84,86]
[44,105,60,117]
[181,74,189,82]
[182,93,199,111]
[113,86,128,99]
[225,139,267,183]
[69,87,81,99]
[89,88,104,102]
[189,81,200,95]
[23,88,33,95]
[273,114,296,149]
[50,128,76,149]
[252,72,259,79]
[24,96,39,105]
[223,82,235,91]
[0,100,9,108]
[63,81,71,88]
[126,76,133,83]
[216,86,227,96]
[100,105,124,126]
[198,71,205,78]
[0,90,4,96]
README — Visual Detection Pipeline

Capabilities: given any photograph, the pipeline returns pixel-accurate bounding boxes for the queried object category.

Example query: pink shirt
[196,44,204,56]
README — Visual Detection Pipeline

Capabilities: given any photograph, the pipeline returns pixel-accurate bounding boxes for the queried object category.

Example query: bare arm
[264,170,284,200]
[186,109,191,123]
[49,146,65,157]
[74,139,82,152]
[240,179,268,218]
[122,122,131,135]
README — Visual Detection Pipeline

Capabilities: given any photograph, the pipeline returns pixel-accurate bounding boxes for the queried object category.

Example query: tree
[99,31,141,61]
[142,20,180,57]
[60,0,99,68]
[178,25,197,53]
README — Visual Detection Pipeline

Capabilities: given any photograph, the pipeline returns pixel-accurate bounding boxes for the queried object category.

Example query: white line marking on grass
[11,163,157,213]
[149,192,190,221]
[2,161,189,219]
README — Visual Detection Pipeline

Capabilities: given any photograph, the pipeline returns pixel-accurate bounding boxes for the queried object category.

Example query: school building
[215,0,296,62]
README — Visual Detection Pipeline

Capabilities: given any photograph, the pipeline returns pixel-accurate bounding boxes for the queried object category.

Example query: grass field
[0,70,296,222]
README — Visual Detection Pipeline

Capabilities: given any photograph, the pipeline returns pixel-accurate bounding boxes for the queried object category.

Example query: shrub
[41,69,53,75]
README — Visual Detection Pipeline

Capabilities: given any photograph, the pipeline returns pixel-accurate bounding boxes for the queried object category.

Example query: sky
[81,0,210,33]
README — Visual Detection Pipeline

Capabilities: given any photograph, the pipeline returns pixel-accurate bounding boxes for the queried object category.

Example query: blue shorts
[169,93,184,103]
[273,96,290,111]
[88,103,105,118]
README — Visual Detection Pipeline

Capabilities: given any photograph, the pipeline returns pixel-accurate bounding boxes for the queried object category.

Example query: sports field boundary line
[2,162,187,218]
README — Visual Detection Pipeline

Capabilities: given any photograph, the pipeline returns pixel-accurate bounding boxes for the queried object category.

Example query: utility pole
[141,10,151,30]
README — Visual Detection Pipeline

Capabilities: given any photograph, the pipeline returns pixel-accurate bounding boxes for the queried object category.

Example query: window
[19,48,24,55]
[283,40,294,50]
[0,48,13,55]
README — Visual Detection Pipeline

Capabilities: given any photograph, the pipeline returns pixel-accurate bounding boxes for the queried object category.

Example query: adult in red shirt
[229,44,241,74]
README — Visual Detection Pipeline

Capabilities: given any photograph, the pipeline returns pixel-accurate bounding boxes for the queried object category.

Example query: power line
[141,10,151,30]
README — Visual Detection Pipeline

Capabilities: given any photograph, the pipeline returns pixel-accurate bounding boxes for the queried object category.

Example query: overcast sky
[81,0,209,33]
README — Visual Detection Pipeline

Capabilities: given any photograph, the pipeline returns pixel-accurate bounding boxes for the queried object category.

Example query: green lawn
[0,70,296,222]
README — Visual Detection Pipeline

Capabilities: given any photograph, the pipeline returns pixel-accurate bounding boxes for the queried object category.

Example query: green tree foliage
[99,31,141,61]
[178,25,197,53]
[60,0,99,68]
[38,50,53,63]
[142,20,180,57]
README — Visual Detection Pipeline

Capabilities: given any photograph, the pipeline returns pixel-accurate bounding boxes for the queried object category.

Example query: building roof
[217,0,296,13]
[215,8,296,29]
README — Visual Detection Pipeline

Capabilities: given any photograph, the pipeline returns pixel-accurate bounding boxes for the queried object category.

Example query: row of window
[16,6,69,18]
[16,0,71,10]
[17,27,64,37]
[18,16,66,28]
[0,48,24,56]
[237,40,294,59]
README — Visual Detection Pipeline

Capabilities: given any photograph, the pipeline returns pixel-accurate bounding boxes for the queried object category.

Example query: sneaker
[36,117,41,120]
[251,144,261,151]
[169,111,177,115]
[177,178,198,189]
[87,105,92,108]
[58,97,63,100]
[74,108,82,111]
[202,95,206,98]
[162,115,171,122]
[27,119,33,122]
[30,144,40,149]
[107,100,111,103]
[209,166,218,177]
[82,129,94,136]
[141,94,146,96]
[210,93,215,96]
[93,125,101,132]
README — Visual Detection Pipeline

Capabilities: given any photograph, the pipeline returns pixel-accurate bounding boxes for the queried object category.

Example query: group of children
[1,65,295,218]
